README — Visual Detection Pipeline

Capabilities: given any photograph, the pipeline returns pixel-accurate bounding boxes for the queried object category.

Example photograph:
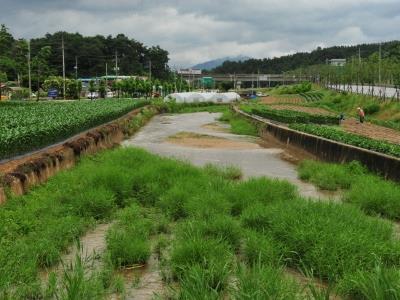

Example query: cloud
[2,0,400,67]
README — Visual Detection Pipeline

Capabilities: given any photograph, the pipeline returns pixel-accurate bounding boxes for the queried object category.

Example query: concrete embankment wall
[234,107,400,182]
[0,106,157,204]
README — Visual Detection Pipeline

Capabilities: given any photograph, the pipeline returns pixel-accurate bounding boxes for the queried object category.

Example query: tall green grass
[218,109,259,136]
[2,146,400,298]
[241,199,400,285]
[299,160,400,220]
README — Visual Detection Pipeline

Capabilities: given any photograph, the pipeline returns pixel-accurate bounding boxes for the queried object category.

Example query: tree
[42,76,63,97]
[32,46,52,101]
[98,80,106,98]
[88,80,96,100]
[0,71,7,99]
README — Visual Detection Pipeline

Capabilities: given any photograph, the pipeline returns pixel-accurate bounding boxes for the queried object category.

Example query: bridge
[180,73,312,88]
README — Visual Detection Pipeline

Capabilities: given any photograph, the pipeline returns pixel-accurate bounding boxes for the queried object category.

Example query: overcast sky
[2,0,400,67]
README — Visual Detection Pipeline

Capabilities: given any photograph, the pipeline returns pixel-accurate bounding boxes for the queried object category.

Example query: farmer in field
[357,107,365,123]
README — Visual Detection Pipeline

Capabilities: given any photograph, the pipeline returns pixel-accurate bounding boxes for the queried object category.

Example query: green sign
[202,77,214,88]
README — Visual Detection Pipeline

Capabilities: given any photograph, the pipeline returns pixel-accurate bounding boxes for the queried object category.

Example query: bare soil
[167,131,261,149]
[269,104,335,116]
[201,122,230,133]
[342,119,400,145]
[260,96,304,105]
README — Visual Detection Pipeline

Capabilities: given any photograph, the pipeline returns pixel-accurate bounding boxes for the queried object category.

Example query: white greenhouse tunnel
[165,92,241,103]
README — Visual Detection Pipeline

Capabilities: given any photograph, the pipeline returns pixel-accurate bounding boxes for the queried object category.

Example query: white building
[327,59,346,67]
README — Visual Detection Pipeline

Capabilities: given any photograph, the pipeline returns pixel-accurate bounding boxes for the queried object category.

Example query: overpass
[180,73,312,88]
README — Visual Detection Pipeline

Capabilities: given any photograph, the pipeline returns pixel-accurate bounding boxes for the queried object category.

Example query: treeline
[287,52,400,88]
[211,41,400,74]
[0,24,170,88]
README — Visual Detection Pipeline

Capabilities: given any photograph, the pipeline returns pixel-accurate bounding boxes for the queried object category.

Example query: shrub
[228,177,297,216]
[364,103,380,115]
[176,216,243,250]
[242,230,282,266]
[345,175,400,220]
[339,264,400,300]
[106,227,151,267]
[176,265,222,300]
[233,264,299,300]
[241,200,400,282]
[170,237,232,290]
[298,160,366,191]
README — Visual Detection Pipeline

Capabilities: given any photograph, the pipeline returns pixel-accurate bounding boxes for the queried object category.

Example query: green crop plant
[290,123,400,158]
[0,99,149,160]
[250,106,339,125]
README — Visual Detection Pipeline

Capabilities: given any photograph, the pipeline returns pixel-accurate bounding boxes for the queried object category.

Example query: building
[327,59,346,67]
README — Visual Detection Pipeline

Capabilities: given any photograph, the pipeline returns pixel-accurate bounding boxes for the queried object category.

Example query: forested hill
[0,24,170,83]
[211,41,400,74]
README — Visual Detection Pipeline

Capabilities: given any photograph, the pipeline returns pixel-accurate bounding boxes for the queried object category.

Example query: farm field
[245,84,400,157]
[0,99,149,161]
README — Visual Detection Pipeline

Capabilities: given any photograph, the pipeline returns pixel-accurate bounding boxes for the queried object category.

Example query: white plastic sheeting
[166,92,240,103]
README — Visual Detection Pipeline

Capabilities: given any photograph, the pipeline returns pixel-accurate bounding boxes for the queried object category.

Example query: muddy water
[109,254,164,300]
[40,223,111,283]
[123,112,334,200]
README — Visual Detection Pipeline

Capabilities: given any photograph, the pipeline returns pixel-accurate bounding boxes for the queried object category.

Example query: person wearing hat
[357,107,365,123]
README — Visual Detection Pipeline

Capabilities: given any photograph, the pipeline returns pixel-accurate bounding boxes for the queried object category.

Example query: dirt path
[342,118,400,145]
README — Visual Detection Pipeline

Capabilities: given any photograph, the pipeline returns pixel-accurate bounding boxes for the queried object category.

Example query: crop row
[290,123,400,158]
[250,107,339,125]
[0,99,149,160]
[299,91,324,102]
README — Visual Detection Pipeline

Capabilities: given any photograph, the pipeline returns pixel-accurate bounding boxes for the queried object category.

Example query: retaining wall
[234,107,400,182]
[0,106,157,203]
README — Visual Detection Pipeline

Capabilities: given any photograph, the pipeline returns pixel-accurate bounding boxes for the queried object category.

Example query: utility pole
[62,34,66,100]
[115,51,118,77]
[105,62,108,88]
[74,56,78,80]
[379,43,382,84]
[149,59,152,82]
[28,40,32,100]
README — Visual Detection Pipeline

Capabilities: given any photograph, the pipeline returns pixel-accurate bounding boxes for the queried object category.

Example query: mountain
[192,55,251,70]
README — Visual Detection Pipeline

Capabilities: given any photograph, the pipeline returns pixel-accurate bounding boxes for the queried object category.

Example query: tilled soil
[269,104,335,116]
[260,96,304,105]
[265,104,400,145]
[342,118,400,145]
